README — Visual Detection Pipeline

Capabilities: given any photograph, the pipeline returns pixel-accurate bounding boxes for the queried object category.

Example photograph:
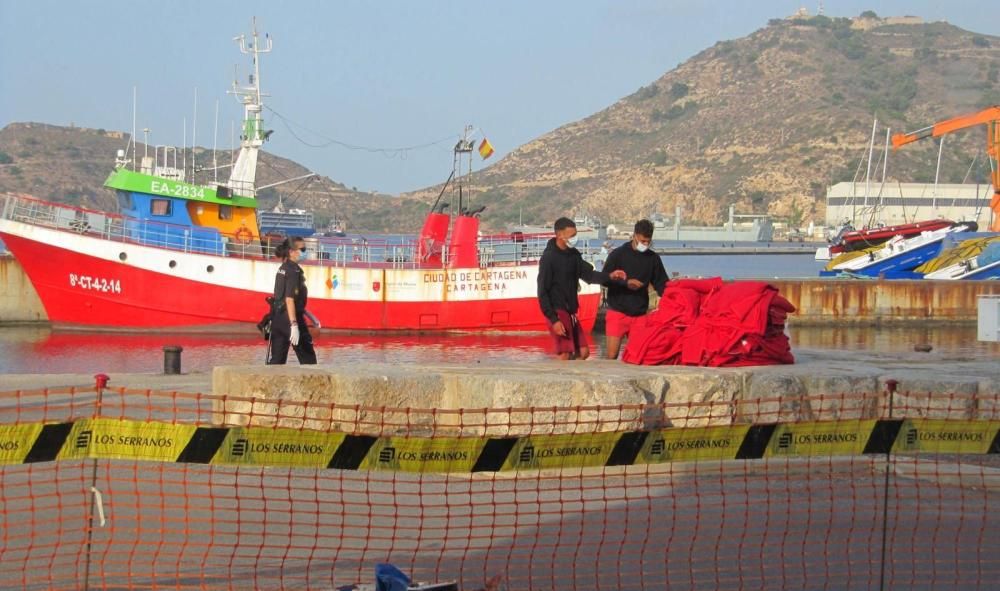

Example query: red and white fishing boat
[0,21,600,332]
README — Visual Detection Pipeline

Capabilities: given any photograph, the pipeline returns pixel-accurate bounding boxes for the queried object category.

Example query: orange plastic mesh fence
[0,385,998,590]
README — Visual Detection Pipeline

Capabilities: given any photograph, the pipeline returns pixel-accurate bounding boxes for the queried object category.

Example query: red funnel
[416,212,450,266]
[448,215,480,268]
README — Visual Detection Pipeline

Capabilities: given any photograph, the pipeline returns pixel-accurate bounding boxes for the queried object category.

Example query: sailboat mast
[864,117,877,209]
[933,135,945,210]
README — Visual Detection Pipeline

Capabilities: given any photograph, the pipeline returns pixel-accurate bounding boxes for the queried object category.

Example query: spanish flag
[478,137,495,160]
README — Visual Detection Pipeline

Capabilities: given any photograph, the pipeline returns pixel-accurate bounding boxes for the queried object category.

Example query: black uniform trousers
[266,314,317,365]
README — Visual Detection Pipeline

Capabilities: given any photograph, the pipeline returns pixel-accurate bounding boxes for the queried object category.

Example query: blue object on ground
[376,563,411,591]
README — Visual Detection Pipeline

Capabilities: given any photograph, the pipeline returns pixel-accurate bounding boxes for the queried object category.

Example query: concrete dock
[3,345,995,401]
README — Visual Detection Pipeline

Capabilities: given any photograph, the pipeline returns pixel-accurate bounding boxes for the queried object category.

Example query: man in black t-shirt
[601,219,669,359]
[267,237,318,365]
[537,217,626,360]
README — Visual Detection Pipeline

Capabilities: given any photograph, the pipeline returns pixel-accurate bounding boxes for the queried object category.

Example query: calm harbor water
[0,241,992,375]
[598,238,825,278]
[0,323,996,375]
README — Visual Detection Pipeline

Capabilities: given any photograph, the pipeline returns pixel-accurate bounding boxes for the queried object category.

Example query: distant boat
[315,217,346,238]
[919,234,1000,280]
[825,219,954,256]
[652,206,773,242]
[507,211,606,241]
[257,204,315,237]
[820,222,975,278]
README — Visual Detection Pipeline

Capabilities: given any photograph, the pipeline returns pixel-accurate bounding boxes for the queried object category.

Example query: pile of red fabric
[621,278,795,367]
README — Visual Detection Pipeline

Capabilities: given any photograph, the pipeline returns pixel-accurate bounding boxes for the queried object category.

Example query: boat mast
[454,125,475,215]
[863,117,877,210]
[933,135,945,211]
[227,17,272,197]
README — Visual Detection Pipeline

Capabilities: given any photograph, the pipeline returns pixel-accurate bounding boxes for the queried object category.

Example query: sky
[1,0,997,195]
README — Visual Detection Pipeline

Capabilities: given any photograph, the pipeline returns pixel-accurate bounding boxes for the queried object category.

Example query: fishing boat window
[116,191,132,211]
[218,205,233,220]
[151,199,172,216]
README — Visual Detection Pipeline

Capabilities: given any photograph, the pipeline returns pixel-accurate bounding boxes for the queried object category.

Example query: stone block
[208,360,992,436]
[736,374,809,424]
[879,375,978,420]
[660,371,746,427]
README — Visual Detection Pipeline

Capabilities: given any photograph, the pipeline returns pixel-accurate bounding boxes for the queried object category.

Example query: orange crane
[891,105,1000,231]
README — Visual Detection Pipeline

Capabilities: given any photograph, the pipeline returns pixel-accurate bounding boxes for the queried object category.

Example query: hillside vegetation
[0,122,414,231]
[409,13,1000,228]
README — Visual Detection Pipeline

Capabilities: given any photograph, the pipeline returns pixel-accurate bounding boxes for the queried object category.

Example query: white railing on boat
[1,193,599,269]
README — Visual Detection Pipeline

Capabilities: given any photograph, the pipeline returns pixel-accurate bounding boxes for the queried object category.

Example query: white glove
[290,323,300,346]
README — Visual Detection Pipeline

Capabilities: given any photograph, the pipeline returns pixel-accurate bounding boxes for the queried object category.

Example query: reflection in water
[0,323,995,374]
[789,324,1000,360]
[0,326,557,374]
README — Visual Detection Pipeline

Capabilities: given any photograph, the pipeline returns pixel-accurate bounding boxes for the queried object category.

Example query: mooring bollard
[94,373,110,392]
[163,345,183,375]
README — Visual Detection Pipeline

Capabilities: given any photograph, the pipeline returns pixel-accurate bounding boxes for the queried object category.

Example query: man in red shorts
[538,217,626,360]
[601,219,669,359]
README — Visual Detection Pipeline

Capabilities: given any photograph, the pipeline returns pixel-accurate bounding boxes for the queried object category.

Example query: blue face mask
[298,249,308,262]
[566,235,579,248]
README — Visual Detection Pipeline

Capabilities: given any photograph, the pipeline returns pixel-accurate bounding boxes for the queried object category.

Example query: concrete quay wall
[0,256,46,323]
[211,354,1000,434]
[771,279,1000,324]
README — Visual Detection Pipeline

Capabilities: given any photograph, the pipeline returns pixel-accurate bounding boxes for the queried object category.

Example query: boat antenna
[227,17,273,195]
[453,125,475,215]
[213,99,219,183]
[131,86,137,170]
[192,87,198,182]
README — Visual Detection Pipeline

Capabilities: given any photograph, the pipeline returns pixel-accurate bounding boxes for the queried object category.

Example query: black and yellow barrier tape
[1,418,998,473]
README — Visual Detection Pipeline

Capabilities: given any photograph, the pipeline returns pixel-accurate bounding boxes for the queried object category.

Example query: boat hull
[923,260,1000,280]
[0,220,599,332]
[830,219,954,254]
[963,262,1000,280]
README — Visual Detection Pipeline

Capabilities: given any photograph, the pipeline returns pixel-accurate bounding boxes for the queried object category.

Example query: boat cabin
[105,168,260,255]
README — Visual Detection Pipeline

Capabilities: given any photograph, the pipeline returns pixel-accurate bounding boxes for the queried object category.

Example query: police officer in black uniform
[266,237,317,365]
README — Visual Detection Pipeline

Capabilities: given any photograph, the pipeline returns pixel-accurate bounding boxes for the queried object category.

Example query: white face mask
[566,235,579,248]
[635,241,649,253]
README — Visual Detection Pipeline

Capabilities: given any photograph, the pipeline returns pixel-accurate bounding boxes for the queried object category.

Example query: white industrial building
[825,182,996,229]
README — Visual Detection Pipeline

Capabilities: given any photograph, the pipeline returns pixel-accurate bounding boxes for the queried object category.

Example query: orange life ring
[234,226,253,245]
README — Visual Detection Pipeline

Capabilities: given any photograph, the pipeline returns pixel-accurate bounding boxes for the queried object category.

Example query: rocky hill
[1,12,998,232]
[0,122,421,231]
[409,13,1000,229]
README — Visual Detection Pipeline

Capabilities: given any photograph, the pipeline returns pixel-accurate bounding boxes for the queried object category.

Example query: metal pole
[878,379,898,591]
[83,374,109,590]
